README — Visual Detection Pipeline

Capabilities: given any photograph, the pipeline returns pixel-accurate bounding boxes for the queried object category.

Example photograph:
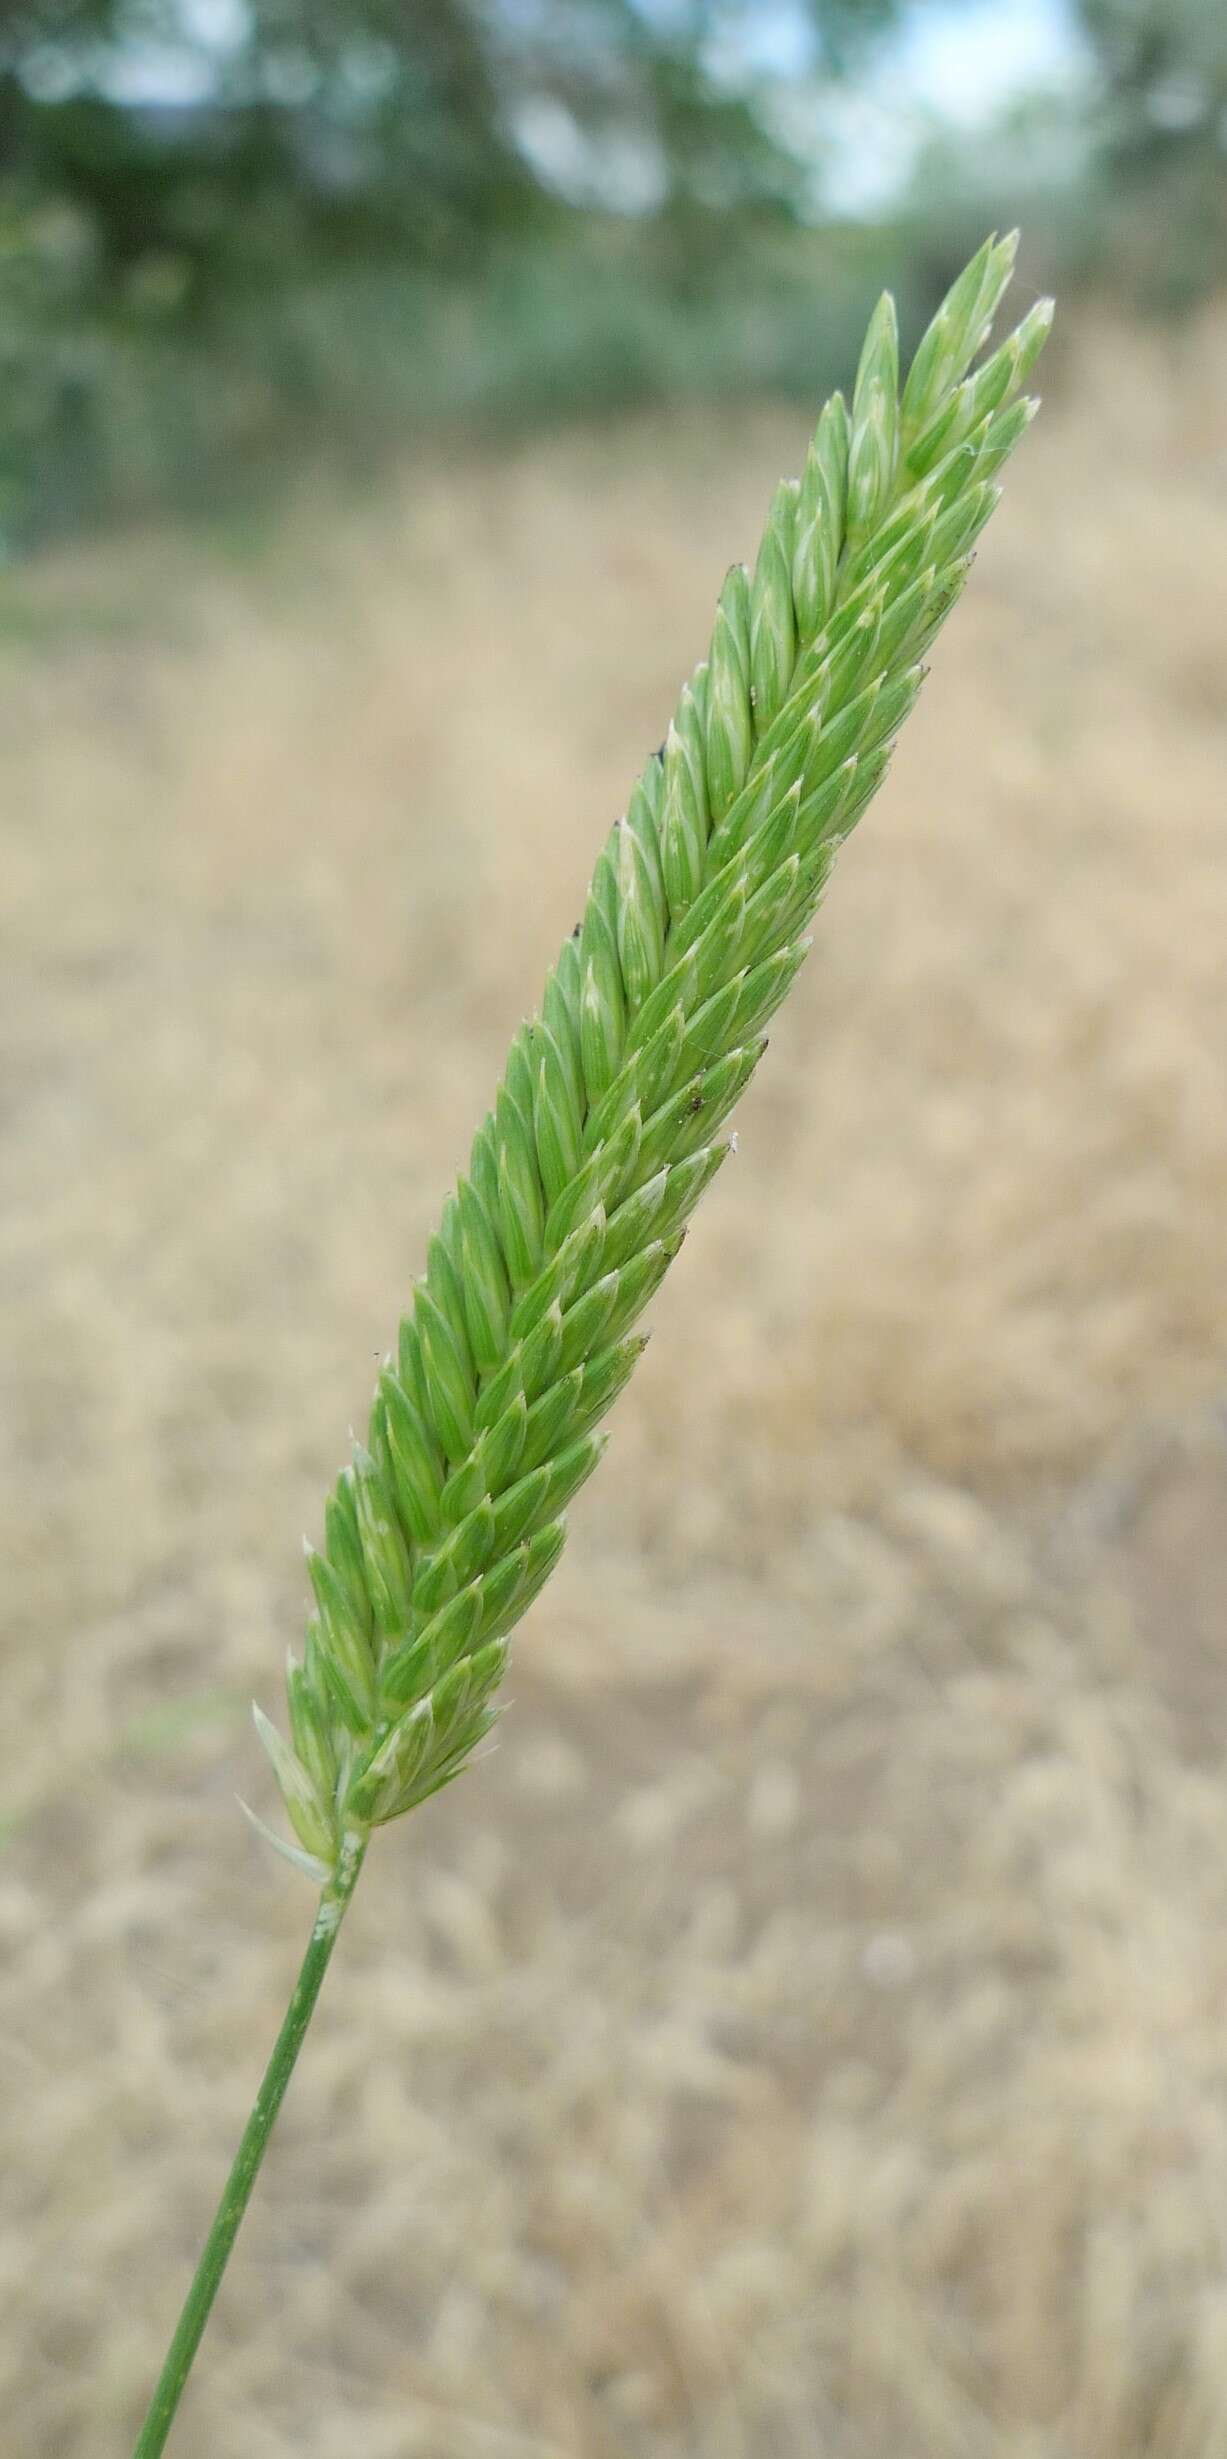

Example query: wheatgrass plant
[132,235,1050,2457]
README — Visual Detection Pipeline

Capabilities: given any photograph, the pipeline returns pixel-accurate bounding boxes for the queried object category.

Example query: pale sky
[745,0,1095,214]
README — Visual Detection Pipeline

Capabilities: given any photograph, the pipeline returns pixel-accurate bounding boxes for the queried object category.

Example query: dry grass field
[3,296,1226,2458]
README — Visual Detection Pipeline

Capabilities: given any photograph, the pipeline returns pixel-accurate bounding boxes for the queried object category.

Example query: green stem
[132,1834,367,2459]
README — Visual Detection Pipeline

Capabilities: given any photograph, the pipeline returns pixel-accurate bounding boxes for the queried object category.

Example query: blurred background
[3,3,1226,2454]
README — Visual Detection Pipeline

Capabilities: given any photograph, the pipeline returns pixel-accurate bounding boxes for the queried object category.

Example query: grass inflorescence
[133,230,1050,2459]
[251,233,1052,1887]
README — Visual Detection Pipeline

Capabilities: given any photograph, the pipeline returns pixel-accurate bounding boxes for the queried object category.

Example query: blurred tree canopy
[0,0,897,536]
[0,0,1222,543]
[0,0,857,293]
[1073,0,1227,294]
[0,4,536,284]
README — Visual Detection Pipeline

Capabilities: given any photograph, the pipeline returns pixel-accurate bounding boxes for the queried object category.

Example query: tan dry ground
[2,300,1227,2459]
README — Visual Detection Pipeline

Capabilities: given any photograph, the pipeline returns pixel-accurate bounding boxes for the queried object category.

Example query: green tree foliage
[1072,0,1227,295]
[0,0,1218,542]
[0,0,825,297]
[0,2,540,294]
[0,0,903,538]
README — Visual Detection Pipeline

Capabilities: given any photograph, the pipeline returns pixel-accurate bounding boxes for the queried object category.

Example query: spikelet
[255,239,1051,1878]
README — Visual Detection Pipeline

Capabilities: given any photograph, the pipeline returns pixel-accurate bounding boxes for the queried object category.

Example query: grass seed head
[253,237,1051,1879]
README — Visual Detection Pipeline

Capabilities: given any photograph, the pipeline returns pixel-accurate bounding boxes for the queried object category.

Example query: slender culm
[255,232,1052,1878]
[135,236,1051,2457]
